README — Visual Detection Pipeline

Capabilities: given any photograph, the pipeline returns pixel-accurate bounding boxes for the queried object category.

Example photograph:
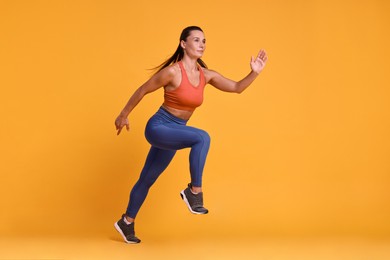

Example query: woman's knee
[196,129,211,146]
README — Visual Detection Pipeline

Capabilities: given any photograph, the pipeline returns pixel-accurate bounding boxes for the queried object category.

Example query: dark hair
[153,26,208,73]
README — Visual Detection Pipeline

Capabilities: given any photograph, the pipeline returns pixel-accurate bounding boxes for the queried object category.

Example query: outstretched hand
[115,115,130,135]
[251,49,268,74]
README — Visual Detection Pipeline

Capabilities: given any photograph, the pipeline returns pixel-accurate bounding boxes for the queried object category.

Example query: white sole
[180,190,207,215]
[114,222,139,244]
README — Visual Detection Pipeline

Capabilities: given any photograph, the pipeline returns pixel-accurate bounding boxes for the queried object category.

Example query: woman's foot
[180,183,209,214]
[114,214,141,244]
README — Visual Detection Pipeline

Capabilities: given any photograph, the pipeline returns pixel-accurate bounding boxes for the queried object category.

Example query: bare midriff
[162,104,194,120]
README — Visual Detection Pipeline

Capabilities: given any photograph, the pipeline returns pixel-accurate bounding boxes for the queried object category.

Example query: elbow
[234,82,250,94]
[232,82,246,94]
[234,84,244,94]
[235,88,244,94]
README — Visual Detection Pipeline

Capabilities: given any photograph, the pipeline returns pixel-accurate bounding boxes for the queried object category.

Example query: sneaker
[180,183,209,214]
[114,214,141,244]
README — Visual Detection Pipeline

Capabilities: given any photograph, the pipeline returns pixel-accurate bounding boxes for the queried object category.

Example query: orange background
[1,0,390,258]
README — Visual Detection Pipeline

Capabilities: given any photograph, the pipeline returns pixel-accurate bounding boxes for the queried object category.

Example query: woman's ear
[180,40,186,50]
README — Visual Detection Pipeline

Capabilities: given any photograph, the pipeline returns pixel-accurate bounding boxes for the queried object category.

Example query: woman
[114,26,267,243]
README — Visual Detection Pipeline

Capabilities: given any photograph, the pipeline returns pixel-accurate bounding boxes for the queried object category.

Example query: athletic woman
[114,26,267,243]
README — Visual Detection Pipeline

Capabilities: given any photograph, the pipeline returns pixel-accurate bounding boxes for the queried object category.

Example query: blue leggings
[126,107,211,218]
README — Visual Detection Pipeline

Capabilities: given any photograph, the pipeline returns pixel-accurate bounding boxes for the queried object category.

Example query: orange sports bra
[163,61,206,112]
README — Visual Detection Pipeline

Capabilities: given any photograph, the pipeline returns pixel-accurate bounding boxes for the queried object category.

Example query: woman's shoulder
[201,67,219,80]
[155,62,180,78]
[164,62,181,74]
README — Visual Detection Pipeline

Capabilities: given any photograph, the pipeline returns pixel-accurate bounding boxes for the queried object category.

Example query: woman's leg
[125,108,211,219]
[126,146,176,219]
[145,123,210,188]
[145,123,211,215]
[116,146,175,244]
[115,109,211,242]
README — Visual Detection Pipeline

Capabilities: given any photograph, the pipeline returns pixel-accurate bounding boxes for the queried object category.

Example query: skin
[115,30,268,223]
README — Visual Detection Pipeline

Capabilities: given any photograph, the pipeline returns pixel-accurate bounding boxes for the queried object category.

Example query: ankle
[124,215,134,224]
[191,186,202,194]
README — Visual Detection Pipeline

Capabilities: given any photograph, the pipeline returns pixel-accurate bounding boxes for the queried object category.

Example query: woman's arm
[115,66,175,135]
[207,50,267,93]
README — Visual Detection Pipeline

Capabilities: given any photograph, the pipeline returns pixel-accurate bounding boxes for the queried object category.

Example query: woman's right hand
[114,64,175,136]
[115,114,130,135]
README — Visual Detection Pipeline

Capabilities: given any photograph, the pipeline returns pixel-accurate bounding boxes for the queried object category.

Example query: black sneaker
[114,214,141,244]
[180,183,209,214]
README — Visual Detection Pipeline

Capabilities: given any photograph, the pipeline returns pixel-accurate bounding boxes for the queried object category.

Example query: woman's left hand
[250,49,268,74]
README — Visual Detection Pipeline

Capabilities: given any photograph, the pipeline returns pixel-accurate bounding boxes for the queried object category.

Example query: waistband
[157,106,188,125]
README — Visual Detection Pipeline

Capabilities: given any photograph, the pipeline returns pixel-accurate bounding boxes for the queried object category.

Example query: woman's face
[181,30,206,59]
